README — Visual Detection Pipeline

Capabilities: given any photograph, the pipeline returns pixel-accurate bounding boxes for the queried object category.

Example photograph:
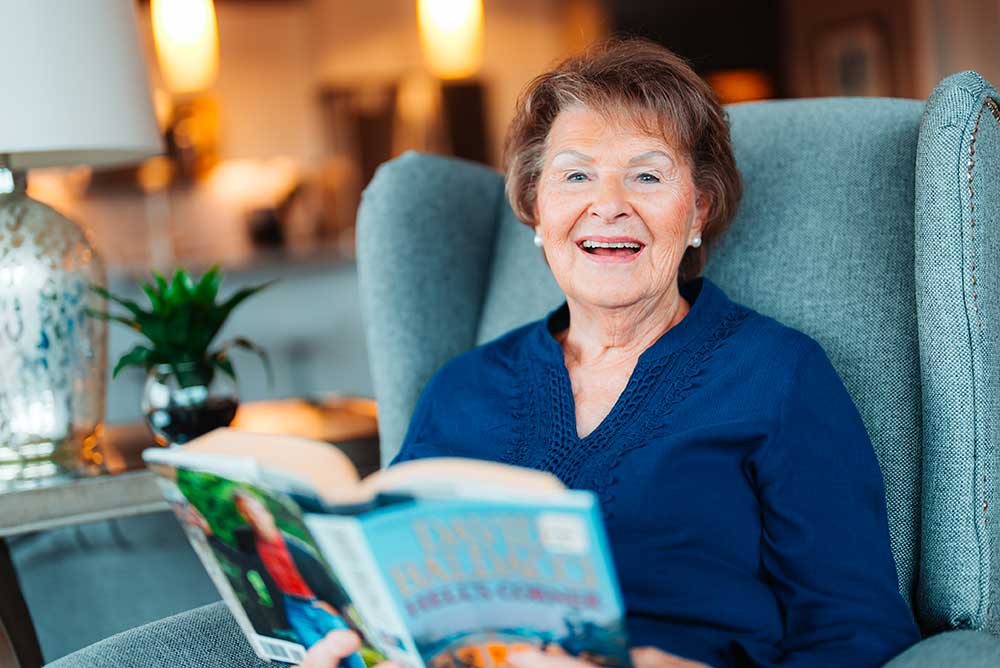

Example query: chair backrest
[356,72,1000,634]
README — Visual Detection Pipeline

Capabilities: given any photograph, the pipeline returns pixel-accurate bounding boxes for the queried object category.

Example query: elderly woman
[302,38,919,668]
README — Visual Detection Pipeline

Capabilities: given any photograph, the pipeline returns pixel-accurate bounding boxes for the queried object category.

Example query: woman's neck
[557,286,690,368]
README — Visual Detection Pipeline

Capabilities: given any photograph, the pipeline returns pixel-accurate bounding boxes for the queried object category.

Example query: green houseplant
[90,266,272,444]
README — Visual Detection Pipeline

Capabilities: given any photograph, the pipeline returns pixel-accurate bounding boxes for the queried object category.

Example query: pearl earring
[533,233,543,248]
[690,236,702,248]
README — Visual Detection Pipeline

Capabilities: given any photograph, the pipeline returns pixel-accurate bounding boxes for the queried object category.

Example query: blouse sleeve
[754,338,920,667]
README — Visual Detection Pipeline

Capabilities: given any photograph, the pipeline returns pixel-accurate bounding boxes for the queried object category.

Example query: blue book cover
[144,432,630,668]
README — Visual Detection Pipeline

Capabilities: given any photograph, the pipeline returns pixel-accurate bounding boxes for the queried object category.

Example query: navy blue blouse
[392,277,920,668]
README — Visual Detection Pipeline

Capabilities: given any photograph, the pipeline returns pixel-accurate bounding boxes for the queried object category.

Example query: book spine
[305,514,425,668]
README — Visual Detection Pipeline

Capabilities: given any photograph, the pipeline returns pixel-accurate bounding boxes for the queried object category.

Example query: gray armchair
[356,70,1000,665]
[51,72,1000,667]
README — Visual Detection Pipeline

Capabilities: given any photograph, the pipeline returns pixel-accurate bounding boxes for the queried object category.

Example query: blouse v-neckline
[537,278,719,444]
[500,276,747,513]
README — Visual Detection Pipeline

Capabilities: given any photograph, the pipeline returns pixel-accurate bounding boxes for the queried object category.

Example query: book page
[147,428,363,504]
[145,430,566,505]
[360,459,565,500]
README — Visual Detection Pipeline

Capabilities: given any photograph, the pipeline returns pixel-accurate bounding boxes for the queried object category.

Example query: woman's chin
[571,290,647,311]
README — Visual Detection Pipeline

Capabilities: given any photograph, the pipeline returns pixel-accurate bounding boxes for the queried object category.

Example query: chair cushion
[882,630,1000,667]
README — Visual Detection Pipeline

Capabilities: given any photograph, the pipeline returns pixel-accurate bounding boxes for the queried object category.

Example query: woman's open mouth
[577,238,645,263]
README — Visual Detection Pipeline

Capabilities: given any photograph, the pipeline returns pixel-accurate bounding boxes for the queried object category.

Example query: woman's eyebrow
[628,150,673,165]
[551,149,594,163]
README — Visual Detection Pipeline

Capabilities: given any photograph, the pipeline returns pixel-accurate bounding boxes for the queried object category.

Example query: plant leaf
[141,282,162,311]
[213,337,273,386]
[153,271,169,298]
[85,308,140,331]
[113,344,153,377]
[200,279,275,345]
[89,284,148,320]
[195,265,222,305]
[211,352,237,380]
[217,280,276,319]
[165,269,195,306]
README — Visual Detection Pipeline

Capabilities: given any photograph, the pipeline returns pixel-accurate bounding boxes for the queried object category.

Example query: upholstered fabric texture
[882,630,1000,667]
[357,152,507,459]
[914,71,1000,634]
[46,602,267,668]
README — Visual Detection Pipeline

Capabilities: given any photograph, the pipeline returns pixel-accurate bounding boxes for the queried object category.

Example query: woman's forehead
[545,104,681,159]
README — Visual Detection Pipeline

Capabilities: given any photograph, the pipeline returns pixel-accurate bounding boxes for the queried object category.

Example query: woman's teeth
[579,240,642,255]
[580,240,641,249]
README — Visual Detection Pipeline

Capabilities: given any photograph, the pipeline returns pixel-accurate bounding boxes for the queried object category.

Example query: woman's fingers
[630,646,712,668]
[508,646,711,668]
[295,630,362,668]
[508,648,593,668]
[297,643,709,668]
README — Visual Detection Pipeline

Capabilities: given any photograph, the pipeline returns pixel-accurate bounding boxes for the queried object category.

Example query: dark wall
[608,0,785,95]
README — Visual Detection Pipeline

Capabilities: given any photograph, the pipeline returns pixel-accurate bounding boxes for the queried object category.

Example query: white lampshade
[0,0,163,170]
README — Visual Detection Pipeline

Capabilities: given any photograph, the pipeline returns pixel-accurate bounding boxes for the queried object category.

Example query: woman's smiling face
[535,105,707,311]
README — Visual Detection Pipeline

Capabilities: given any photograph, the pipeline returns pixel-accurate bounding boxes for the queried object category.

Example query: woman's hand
[296,630,397,668]
[508,646,712,668]
[294,632,710,668]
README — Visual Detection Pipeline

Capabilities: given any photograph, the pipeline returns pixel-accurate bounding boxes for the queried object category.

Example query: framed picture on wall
[812,18,894,97]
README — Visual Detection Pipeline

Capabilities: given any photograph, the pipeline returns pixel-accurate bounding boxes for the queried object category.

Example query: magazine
[143,429,630,668]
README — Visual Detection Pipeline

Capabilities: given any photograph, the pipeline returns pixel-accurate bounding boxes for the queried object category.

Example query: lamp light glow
[417,0,484,79]
[151,0,220,94]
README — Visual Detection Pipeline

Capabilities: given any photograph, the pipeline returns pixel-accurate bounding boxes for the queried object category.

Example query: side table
[0,395,379,668]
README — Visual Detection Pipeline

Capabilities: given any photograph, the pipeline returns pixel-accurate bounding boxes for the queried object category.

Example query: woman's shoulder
[733,305,824,359]
[691,278,821,364]
[714,290,836,388]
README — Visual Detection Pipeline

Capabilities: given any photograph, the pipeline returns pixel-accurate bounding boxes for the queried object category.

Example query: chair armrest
[45,602,266,668]
[883,630,1000,667]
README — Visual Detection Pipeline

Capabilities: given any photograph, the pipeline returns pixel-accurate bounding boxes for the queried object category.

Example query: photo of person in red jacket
[186,487,367,668]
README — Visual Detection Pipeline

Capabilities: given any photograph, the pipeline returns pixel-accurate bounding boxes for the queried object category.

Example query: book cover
[354,496,630,668]
[146,440,630,668]
[156,467,386,666]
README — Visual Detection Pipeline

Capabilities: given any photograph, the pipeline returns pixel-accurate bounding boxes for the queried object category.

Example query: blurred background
[25,0,1000,423]
[8,0,1000,663]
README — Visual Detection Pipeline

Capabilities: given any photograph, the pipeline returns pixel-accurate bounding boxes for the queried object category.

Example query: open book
[144,429,629,668]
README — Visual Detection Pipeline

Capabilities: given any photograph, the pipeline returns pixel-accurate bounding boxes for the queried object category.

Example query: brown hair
[503,38,742,282]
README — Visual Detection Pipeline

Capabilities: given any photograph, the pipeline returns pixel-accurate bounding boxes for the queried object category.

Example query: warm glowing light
[151,0,220,94]
[417,0,484,79]
[704,70,775,104]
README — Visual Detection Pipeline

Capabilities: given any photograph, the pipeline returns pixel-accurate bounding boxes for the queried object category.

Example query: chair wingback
[914,71,1000,634]
[357,151,506,461]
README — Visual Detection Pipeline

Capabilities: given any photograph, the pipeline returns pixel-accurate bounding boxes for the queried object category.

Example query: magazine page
[155,464,387,666]
[358,494,631,668]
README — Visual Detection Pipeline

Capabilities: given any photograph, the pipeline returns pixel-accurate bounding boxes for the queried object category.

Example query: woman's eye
[636,172,661,183]
[565,172,588,182]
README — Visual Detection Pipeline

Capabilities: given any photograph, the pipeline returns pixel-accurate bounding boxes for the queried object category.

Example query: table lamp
[0,1,163,485]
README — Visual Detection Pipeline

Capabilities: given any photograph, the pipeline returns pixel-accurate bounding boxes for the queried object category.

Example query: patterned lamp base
[0,171,107,487]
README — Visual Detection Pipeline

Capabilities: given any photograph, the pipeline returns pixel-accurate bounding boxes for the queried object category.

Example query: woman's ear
[693,192,711,239]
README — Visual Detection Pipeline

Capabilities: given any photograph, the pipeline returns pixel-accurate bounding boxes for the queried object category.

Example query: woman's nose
[589,177,631,222]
